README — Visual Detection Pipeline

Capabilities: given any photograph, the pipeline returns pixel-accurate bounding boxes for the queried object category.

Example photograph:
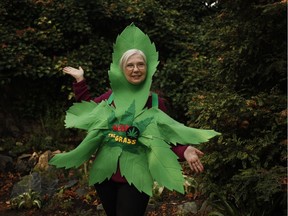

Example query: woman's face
[123,54,147,85]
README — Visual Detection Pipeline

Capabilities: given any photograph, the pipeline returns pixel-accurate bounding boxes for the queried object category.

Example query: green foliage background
[0,0,286,215]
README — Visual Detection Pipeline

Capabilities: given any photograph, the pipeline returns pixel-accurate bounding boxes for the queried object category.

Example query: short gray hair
[119,49,146,71]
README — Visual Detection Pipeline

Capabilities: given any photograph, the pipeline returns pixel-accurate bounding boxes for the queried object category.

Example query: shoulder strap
[107,92,114,105]
[152,92,158,108]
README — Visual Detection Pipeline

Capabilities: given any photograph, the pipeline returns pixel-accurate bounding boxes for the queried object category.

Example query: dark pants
[94,180,150,216]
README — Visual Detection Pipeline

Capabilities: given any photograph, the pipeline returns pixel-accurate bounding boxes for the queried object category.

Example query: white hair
[119,49,146,71]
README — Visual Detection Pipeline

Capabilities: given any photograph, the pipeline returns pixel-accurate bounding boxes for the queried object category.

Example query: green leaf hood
[108,23,159,116]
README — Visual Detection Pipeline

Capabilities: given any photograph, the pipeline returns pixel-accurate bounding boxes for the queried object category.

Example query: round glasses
[126,63,146,71]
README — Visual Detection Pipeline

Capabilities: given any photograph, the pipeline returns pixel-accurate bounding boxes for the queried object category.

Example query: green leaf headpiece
[109,23,159,116]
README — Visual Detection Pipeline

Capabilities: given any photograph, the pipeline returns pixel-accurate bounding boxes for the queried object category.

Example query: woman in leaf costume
[50,24,220,216]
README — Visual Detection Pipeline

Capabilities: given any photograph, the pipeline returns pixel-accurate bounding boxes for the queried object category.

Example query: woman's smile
[124,54,147,85]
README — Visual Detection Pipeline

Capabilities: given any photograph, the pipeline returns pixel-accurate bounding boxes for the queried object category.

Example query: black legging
[94,180,150,216]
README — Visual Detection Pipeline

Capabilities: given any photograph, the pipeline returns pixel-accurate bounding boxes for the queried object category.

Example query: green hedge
[0,0,286,215]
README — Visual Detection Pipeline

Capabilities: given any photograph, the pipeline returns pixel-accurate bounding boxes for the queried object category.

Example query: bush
[0,1,286,214]
[187,91,287,215]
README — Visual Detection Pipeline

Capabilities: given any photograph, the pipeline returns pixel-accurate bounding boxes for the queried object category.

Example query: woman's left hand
[183,146,204,173]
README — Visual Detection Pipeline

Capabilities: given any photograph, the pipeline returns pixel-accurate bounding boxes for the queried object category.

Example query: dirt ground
[0,169,203,216]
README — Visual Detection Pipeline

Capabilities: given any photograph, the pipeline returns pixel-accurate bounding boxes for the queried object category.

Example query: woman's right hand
[63,66,84,83]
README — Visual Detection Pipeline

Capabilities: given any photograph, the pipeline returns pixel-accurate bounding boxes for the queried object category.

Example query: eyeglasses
[126,63,146,71]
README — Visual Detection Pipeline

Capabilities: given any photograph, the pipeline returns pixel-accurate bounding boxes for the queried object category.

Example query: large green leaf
[118,100,136,125]
[64,101,98,130]
[49,130,104,168]
[146,139,185,194]
[119,149,153,196]
[138,107,220,145]
[89,145,122,185]
[65,101,114,131]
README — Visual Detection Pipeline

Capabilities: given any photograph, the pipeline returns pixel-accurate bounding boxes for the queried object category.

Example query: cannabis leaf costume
[49,23,220,196]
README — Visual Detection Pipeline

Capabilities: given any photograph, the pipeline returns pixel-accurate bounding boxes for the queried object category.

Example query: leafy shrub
[0,1,286,215]
[187,91,287,215]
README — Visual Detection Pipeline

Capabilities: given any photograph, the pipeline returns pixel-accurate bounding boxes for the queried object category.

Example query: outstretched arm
[184,146,204,173]
[63,66,92,101]
[63,66,84,83]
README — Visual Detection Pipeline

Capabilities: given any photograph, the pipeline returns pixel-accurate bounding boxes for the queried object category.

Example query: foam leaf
[146,139,185,194]
[119,149,153,196]
[49,130,103,168]
[137,107,221,145]
[109,23,159,116]
[89,145,122,185]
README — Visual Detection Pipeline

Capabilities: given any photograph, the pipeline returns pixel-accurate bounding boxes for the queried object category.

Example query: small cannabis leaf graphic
[126,126,140,139]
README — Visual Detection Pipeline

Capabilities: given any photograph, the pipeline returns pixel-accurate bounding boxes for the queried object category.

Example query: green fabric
[107,93,114,105]
[146,140,185,194]
[49,130,103,168]
[49,98,220,195]
[119,149,154,196]
[151,92,158,108]
[49,23,221,196]
[89,144,122,184]
[108,23,159,117]
[137,107,220,145]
